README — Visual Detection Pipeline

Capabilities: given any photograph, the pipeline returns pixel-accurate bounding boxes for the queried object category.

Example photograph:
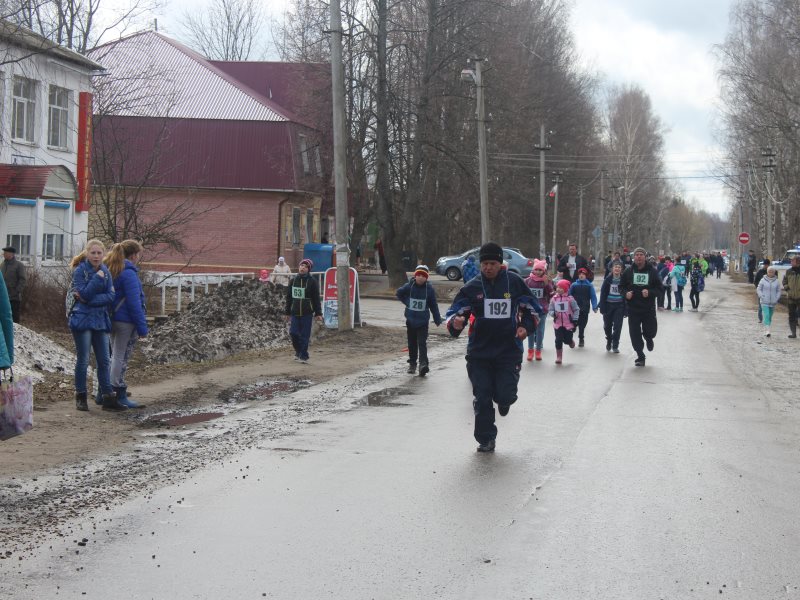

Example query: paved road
[5,276,800,599]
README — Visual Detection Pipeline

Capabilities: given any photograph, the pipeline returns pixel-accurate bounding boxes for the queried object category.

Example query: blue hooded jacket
[112,259,148,336]
[396,279,442,328]
[0,275,13,369]
[68,260,115,333]
[568,278,598,311]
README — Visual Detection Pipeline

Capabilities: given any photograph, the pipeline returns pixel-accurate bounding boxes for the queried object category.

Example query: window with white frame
[12,76,36,143]
[48,85,70,149]
[298,134,310,174]
[42,233,64,260]
[5,235,31,257]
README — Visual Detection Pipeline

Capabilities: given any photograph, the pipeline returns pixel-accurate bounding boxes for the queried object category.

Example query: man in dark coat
[557,243,590,282]
[1,247,26,324]
[619,247,663,367]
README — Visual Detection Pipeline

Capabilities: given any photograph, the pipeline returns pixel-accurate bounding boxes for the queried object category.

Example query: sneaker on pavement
[526,349,534,362]
[645,337,654,352]
[299,358,309,364]
[498,404,510,417]
[634,356,646,367]
[578,339,585,348]
[477,440,496,453]
[612,347,620,353]
[606,341,611,351]
[407,364,417,374]
[765,331,771,337]
[419,364,430,377]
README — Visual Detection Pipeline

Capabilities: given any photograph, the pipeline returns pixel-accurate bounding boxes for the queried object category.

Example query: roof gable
[89,31,299,122]
[0,164,77,200]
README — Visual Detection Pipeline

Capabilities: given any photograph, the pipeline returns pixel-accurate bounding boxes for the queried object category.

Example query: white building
[0,19,102,266]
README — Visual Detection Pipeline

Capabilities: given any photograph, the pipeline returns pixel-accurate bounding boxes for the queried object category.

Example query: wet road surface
[3,278,800,599]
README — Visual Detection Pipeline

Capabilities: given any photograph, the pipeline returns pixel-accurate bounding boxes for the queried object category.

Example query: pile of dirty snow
[140,279,294,363]
[8,324,78,383]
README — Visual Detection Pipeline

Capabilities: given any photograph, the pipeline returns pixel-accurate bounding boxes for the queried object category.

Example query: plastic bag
[1,370,34,441]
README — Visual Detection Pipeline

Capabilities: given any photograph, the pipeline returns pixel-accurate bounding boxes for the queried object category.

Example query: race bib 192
[292,286,306,299]
[409,298,426,312]
[633,273,649,286]
[484,298,511,318]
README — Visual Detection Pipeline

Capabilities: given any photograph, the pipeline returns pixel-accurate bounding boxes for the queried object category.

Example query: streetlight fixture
[461,58,490,244]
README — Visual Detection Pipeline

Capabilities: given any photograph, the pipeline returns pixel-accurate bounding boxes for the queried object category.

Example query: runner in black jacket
[619,248,663,367]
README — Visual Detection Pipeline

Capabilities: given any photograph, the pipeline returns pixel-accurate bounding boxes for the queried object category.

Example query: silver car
[435,247,534,281]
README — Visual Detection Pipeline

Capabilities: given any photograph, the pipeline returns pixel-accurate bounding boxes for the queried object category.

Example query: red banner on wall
[75,92,93,212]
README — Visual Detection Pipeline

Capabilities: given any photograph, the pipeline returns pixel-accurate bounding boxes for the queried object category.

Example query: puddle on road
[143,411,225,427]
[353,386,413,407]
[219,379,311,404]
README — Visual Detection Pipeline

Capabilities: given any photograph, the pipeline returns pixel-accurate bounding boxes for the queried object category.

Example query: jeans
[73,328,112,395]
[406,324,429,366]
[674,287,684,309]
[527,313,548,350]
[664,288,672,310]
[290,314,314,360]
[110,321,139,387]
[602,303,625,348]
[689,289,700,309]
[466,359,520,444]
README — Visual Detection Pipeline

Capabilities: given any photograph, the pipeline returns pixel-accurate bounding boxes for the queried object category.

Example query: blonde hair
[104,239,143,278]
[70,239,106,268]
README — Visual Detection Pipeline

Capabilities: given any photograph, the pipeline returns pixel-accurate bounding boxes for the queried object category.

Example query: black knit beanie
[479,242,503,263]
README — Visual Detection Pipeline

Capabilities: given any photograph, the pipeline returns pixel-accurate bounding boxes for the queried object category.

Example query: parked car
[435,247,534,281]
[766,246,800,278]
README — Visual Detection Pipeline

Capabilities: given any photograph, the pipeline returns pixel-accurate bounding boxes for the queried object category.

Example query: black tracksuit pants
[602,302,625,349]
[628,307,657,359]
[576,305,590,340]
[406,324,429,366]
[466,359,520,444]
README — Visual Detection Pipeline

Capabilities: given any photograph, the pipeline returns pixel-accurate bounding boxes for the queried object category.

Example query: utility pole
[549,171,563,271]
[596,169,605,264]
[534,125,551,258]
[761,147,776,259]
[329,0,351,330]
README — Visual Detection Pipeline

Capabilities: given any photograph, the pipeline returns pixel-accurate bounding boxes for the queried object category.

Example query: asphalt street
[4,276,799,599]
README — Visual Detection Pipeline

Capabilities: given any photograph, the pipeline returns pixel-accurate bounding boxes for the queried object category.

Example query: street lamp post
[461,59,489,244]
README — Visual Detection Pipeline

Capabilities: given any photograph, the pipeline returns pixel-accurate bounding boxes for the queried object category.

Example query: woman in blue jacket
[104,240,148,408]
[0,275,13,371]
[68,239,126,412]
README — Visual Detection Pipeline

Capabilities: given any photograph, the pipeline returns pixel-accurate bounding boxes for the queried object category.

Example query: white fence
[152,272,254,316]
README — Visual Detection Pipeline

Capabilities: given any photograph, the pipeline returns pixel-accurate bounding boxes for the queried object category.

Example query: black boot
[75,391,89,412]
[790,324,797,339]
[101,390,127,412]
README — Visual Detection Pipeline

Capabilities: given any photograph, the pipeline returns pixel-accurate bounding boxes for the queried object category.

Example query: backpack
[677,271,687,287]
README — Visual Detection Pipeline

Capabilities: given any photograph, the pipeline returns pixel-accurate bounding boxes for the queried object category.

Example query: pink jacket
[548,293,580,331]
[524,274,555,310]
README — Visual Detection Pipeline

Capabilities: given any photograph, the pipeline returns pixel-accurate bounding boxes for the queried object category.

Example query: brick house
[88,31,333,273]
[0,19,102,266]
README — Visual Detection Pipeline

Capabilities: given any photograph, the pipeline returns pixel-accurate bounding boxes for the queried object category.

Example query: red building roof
[0,164,76,199]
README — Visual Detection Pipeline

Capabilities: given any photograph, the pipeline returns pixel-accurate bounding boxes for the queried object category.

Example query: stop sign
[738,232,751,244]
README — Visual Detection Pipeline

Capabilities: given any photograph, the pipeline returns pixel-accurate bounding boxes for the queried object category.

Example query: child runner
[549,279,580,364]
[284,258,323,363]
[688,262,705,312]
[568,267,598,347]
[757,266,782,337]
[446,242,542,453]
[523,259,554,361]
[599,261,625,353]
[396,265,442,376]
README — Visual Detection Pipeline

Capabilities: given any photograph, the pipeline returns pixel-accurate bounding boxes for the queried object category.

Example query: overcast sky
[570,0,736,216]
[153,0,735,216]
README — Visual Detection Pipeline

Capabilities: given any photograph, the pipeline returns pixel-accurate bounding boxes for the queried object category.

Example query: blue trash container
[302,243,335,272]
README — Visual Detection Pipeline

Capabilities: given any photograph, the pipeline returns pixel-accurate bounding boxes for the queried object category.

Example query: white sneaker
[765,330,771,338]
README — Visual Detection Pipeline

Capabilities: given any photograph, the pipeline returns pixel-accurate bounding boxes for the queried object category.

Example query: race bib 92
[292,286,306,299]
[484,298,511,318]
[633,273,649,286]
[409,298,426,312]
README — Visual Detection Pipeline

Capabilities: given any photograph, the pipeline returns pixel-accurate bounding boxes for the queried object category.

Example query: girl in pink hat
[523,260,554,361]
[548,278,580,364]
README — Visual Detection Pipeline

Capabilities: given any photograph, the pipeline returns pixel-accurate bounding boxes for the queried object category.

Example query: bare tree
[181,0,264,60]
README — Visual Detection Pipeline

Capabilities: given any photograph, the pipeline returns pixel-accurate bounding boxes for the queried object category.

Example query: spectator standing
[757,266,782,337]
[68,240,126,412]
[753,259,771,323]
[1,247,26,324]
[688,262,705,312]
[396,265,442,376]
[375,239,387,274]
[747,249,757,283]
[782,255,800,338]
[557,243,590,282]
[103,240,148,409]
[619,247,663,367]
[461,254,479,282]
[270,257,292,286]
[285,258,323,363]
[671,259,686,312]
